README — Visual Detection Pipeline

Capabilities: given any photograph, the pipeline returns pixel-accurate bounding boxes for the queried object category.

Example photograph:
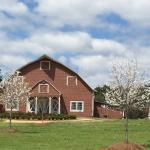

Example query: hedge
[127,108,148,119]
[0,112,76,120]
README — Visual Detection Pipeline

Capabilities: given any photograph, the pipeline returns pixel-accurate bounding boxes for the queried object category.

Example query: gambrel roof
[18,55,93,92]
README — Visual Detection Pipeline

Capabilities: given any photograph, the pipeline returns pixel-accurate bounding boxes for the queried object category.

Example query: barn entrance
[27,96,61,114]
[37,97,49,114]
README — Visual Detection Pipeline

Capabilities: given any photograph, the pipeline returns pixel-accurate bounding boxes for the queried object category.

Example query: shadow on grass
[143,141,150,149]
[20,131,40,134]
[20,128,41,134]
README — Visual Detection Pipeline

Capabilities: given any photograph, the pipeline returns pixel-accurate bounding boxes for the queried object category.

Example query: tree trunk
[42,110,44,124]
[125,113,128,143]
[9,107,12,129]
[148,104,150,119]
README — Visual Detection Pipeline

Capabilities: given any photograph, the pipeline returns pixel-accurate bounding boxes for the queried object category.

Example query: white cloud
[0,29,130,88]
[30,31,92,53]
[85,73,110,88]
[58,56,68,64]
[0,0,150,88]
[71,55,110,76]
[0,0,149,33]
[113,0,150,27]
[0,29,149,88]
[70,43,150,88]
[0,30,127,57]
[0,54,31,72]
[0,0,28,15]
[35,0,98,27]
[92,39,126,55]
[70,54,124,87]
[36,0,150,27]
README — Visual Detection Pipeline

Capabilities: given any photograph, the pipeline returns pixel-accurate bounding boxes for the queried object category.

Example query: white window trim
[38,84,49,93]
[5,103,19,111]
[40,61,50,70]
[66,76,77,86]
[70,101,84,112]
[27,99,36,113]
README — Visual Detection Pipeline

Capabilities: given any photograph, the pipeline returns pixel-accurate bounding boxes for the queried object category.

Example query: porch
[26,96,61,114]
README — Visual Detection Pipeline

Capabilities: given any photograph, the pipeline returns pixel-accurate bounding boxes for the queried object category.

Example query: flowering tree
[106,59,150,143]
[0,71,31,128]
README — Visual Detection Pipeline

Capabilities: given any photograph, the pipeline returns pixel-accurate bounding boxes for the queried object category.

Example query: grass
[0,119,150,150]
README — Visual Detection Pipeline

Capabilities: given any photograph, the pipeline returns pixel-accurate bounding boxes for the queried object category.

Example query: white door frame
[27,96,61,114]
[50,97,60,114]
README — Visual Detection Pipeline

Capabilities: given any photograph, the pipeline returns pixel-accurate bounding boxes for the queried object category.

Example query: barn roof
[18,55,93,92]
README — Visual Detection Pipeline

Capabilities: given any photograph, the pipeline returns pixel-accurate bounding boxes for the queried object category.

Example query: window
[5,100,19,111]
[39,84,49,93]
[67,76,77,86]
[29,99,35,112]
[70,101,84,112]
[40,61,50,70]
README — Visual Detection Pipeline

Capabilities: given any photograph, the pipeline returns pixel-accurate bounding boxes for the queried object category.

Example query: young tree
[0,71,31,128]
[38,100,49,123]
[106,59,150,143]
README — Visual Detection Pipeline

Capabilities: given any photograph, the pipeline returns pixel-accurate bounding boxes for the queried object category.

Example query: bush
[69,115,76,120]
[128,108,148,119]
[2,113,9,119]
[20,115,26,120]
[37,116,42,120]
[0,112,77,120]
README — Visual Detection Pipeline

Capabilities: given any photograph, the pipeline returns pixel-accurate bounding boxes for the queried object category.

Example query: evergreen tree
[94,85,110,103]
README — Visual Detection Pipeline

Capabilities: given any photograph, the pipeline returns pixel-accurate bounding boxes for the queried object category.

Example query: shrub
[69,115,76,120]
[31,115,36,120]
[15,115,20,120]
[0,112,76,120]
[20,115,26,120]
[37,116,42,120]
[128,108,148,119]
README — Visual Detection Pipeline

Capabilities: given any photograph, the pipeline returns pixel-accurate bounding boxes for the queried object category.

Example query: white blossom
[106,59,150,111]
[0,71,31,110]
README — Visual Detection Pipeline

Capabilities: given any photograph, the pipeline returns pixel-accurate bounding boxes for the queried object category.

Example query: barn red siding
[94,102,123,119]
[18,56,93,117]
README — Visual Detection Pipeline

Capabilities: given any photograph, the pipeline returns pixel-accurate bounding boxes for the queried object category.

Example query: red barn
[4,55,94,117]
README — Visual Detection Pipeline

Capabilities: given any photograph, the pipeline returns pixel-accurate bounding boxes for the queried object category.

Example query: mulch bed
[100,142,145,150]
[0,128,18,133]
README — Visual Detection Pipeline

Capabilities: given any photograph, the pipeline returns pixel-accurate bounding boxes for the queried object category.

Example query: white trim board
[31,80,61,95]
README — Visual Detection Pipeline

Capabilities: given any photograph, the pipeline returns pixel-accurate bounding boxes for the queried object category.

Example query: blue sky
[0,0,150,88]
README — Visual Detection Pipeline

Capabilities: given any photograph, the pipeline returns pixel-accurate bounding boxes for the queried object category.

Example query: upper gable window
[39,84,49,93]
[40,61,50,70]
[67,76,77,86]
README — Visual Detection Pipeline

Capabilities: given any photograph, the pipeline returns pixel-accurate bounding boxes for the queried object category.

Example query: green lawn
[0,119,150,150]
